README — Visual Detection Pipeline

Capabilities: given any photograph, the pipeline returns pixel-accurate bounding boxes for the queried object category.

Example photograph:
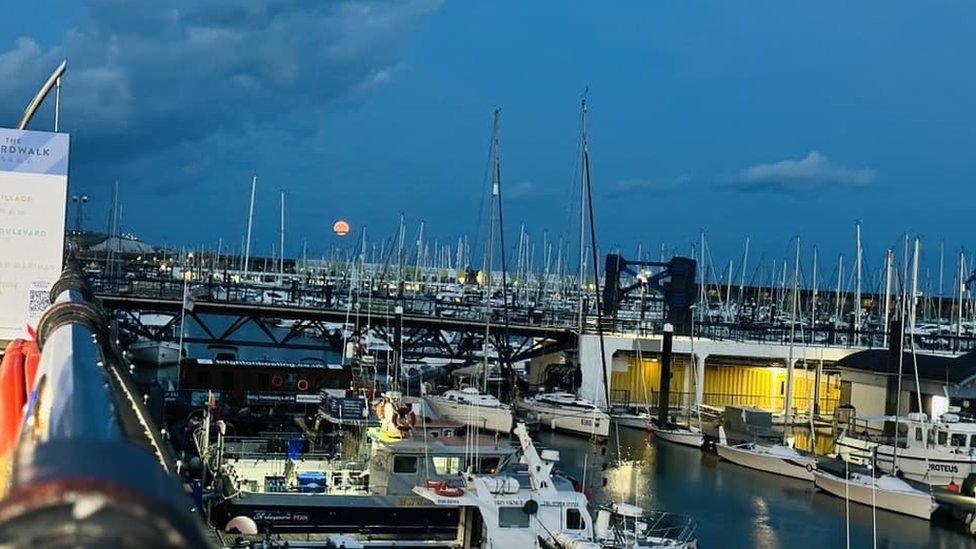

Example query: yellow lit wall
[610,356,687,405]
[702,365,841,414]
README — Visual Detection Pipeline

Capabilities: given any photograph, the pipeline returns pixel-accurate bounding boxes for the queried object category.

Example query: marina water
[545,428,974,548]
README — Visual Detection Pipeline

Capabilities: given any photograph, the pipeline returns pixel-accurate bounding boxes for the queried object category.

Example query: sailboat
[814,238,937,520]
[413,423,698,548]
[426,109,517,435]
[813,465,936,520]
[715,238,817,479]
[520,98,612,440]
[648,331,704,448]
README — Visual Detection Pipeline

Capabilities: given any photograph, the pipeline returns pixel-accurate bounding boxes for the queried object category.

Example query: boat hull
[651,425,704,449]
[424,397,514,433]
[836,435,976,485]
[520,401,610,438]
[813,471,935,520]
[716,444,815,481]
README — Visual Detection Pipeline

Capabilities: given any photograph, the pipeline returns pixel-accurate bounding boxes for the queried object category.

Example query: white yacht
[716,427,816,481]
[413,423,698,548]
[835,411,976,485]
[424,387,514,433]
[520,391,610,438]
[813,468,936,520]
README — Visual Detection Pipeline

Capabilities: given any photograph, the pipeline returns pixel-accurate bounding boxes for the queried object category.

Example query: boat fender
[948,481,960,493]
[435,484,464,497]
[271,374,283,388]
[522,499,539,515]
[806,463,815,473]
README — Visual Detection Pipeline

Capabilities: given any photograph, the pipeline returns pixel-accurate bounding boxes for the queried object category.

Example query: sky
[2,1,975,293]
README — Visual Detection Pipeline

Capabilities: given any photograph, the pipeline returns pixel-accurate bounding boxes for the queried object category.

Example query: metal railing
[0,262,210,547]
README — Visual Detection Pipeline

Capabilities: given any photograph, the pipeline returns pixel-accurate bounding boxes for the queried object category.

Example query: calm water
[542,428,975,549]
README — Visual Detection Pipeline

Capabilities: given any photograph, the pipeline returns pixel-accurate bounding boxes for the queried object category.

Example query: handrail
[0,261,211,547]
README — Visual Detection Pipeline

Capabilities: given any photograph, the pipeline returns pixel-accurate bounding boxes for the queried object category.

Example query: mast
[492,107,513,395]
[243,176,257,280]
[835,255,844,327]
[279,190,285,277]
[784,236,800,432]
[883,249,893,347]
[579,97,611,409]
[482,109,500,393]
[739,235,750,311]
[855,221,862,343]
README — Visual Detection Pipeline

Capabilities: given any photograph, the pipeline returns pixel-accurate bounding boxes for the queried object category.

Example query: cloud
[506,181,559,201]
[730,151,875,192]
[0,0,441,169]
[605,175,690,197]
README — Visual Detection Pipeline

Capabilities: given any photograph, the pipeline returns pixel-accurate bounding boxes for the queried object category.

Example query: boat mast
[883,249,893,347]
[783,236,800,434]
[482,109,500,394]
[279,190,285,278]
[579,97,611,409]
[855,221,863,344]
[243,175,257,280]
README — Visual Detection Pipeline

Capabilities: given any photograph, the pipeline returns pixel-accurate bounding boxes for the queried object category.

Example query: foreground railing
[0,262,210,546]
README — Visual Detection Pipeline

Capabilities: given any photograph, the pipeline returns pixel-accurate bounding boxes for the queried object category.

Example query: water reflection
[544,427,974,548]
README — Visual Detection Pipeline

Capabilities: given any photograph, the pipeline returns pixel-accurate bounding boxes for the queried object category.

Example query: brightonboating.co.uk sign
[0,127,69,341]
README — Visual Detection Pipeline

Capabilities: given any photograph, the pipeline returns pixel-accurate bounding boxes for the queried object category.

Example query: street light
[71,194,88,233]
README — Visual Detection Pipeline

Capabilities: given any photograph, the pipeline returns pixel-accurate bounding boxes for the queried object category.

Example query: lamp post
[71,194,88,233]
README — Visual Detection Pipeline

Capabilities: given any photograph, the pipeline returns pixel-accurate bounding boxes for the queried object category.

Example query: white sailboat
[649,421,705,449]
[716,426,817,481]
[424,387,514,433]
[520,391,610,438]
[813,467,936,520]
[413,423,698,548]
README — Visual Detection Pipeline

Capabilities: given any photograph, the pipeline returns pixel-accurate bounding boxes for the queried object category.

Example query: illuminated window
[499,507,530,528]
[566,508,584,530]
[432,456,462,475]
[393,456,418,474]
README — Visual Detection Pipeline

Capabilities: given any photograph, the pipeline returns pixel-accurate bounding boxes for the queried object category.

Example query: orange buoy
[333,220,350,236]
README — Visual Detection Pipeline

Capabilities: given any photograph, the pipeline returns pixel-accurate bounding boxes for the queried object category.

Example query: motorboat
[520,391,610,438]
[716,426,816,481]
[413,423,698,548]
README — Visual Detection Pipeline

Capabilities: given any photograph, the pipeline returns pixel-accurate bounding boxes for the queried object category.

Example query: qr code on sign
[27,280,53,323]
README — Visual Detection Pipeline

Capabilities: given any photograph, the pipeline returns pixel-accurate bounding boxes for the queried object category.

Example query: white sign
[0,128,69,340]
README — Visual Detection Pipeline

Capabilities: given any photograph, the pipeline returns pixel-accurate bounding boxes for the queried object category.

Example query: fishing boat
[424,387,514,433]
[813,468,936,520]
[520,391,610,438]
[413,423,698,548]
[716,426,816,481]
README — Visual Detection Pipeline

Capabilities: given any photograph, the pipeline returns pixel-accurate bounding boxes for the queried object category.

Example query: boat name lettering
[929,463,958,473]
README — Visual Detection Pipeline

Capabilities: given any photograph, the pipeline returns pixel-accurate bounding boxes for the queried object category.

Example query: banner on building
[0,128,69,340]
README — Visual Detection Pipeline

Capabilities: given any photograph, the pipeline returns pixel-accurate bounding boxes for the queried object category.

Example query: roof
[836,349,976,385]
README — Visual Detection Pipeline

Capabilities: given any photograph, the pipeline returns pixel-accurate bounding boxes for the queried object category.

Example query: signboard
[0,128,69,340]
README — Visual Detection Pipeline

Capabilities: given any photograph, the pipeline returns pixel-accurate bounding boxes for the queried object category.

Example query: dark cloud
[0,0,441,172]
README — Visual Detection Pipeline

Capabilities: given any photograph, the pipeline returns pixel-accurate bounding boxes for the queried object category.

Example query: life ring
[297,378,309,391]
[425,480,447,490]
[271,375,283,388]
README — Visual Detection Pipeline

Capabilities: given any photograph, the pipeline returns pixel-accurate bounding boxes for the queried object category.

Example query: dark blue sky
[2,1,975,290]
